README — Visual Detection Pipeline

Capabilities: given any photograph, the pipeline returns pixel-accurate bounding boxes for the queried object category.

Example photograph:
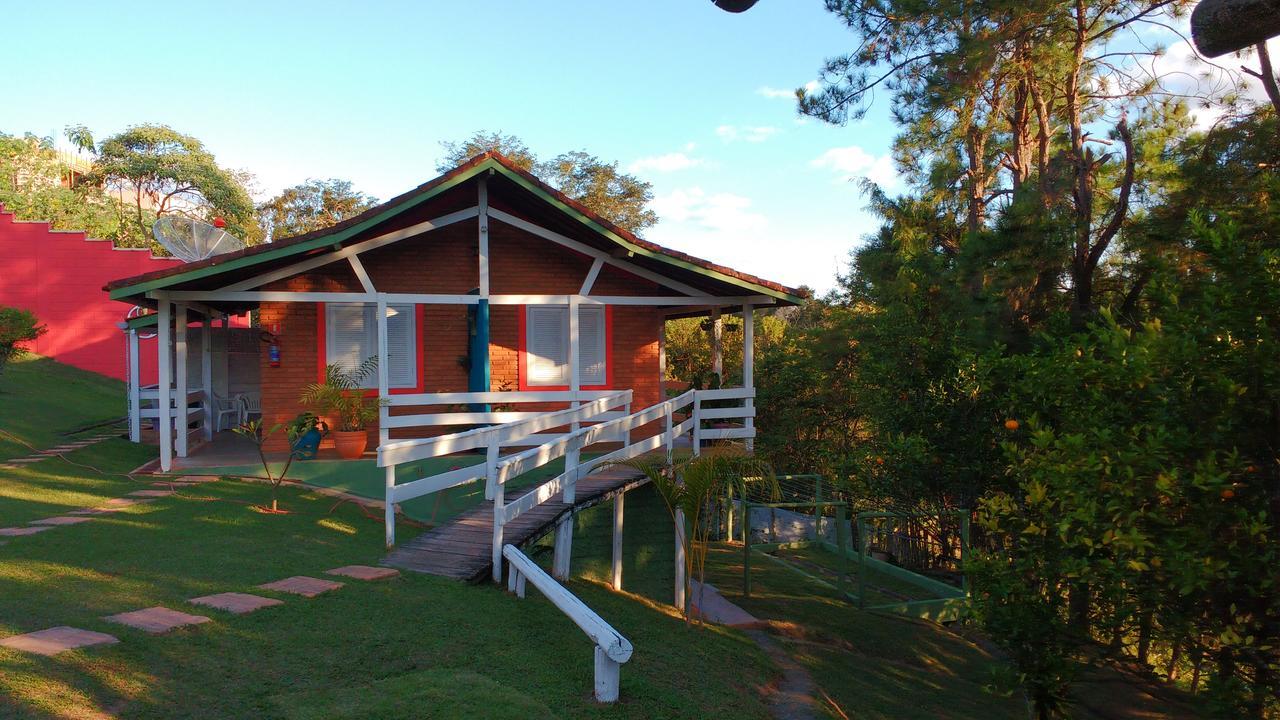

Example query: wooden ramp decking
[382,466,650,582]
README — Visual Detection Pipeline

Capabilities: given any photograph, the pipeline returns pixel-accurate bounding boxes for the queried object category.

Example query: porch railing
[378,389,633,448]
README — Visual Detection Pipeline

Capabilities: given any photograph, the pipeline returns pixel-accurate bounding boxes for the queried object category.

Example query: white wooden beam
[348,255,375,293]
[580,258,603,295]
[162,291,479,305]
[219,206,479,292]
[157,299,172,471]
[612,492,624,590]
[488,208,705,297]
[710,307,723,383]
[478,178,490,298]
[743,303,755,451]
[127,329,141,442]
[201,315,213,441]
[376,295,390,449]
[175,303,189,458]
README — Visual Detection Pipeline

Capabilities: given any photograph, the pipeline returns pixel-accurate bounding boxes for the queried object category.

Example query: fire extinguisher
[267,322,281,367]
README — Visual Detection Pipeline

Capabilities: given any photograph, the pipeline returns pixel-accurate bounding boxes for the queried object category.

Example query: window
[324,303,417,389]
[524,305,607,387]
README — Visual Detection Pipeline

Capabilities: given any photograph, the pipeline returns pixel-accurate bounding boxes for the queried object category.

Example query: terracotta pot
[332,429,368,459]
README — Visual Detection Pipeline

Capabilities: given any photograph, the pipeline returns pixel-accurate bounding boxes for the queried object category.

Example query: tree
[0,306,45,379]
[437,130,536,173]
[436,131,659,234]
[86,124,260,246]
[257,178,378,241]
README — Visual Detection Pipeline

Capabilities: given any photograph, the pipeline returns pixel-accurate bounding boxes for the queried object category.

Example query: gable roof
[105,152,808,304]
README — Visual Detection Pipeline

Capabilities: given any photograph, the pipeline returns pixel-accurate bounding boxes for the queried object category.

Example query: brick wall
[256,218,665,449]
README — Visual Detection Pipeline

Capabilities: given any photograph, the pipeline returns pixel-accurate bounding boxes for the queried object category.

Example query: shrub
[0,306,46,378]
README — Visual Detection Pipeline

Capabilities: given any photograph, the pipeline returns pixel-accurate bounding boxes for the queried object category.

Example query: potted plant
[301,358,386,459]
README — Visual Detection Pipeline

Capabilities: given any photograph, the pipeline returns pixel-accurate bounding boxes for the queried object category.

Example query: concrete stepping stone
[104,497,152,507]
[189,592,284,615]
[66,508,112,516]
[0,626,119,656]
[104,606,211,634]
[30,516,93,526]
[326,565,400,581]
[0,526,53,537]
[258,576,344,598]
[128,489,175,497]
[177,476,219,483]
[8,458,42,464]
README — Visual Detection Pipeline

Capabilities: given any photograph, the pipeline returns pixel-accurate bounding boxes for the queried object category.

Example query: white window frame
[524,304,607,387]
[324,302,417,389]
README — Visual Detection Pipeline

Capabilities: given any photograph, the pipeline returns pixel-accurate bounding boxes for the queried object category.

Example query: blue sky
[1,1,903,294]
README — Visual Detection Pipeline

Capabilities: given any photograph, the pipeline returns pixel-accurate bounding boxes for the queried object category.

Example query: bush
[0,306,45,378]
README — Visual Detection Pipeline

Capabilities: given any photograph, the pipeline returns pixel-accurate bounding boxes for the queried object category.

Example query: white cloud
[811,145,899,189]
[651,187,767,236]
[756,80,819,100]
[715,125,780,143]
[628,152,702,174]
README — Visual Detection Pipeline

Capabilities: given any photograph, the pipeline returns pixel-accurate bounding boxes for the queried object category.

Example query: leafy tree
[436,130,658,234]
[0,306,45,379]
[86,124,260,246]
[257,178,378,241]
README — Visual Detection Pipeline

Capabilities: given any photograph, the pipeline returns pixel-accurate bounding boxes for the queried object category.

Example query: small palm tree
[300,357,385,431]
[614,446,777,622]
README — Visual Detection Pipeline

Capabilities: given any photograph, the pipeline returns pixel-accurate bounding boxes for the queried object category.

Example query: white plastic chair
[239,393,262,422]
[212,394,244,431]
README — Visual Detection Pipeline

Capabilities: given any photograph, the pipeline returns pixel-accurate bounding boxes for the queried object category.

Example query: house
[104,152,806,471]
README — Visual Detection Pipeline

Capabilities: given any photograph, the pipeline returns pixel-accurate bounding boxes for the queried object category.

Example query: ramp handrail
[502,543,632,702]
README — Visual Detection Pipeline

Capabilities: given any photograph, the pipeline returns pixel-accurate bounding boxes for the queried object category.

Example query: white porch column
[175,304,189,458]
[658,320,667,400]
[376,294,390,449]
[157,299,172,471]
[478,177,490,298]
[201,314,213,441]
[552,296,582,580]
[127,329,141,442]
[742,303,754,452]
[710,307,723,385]
[568,295,581,432]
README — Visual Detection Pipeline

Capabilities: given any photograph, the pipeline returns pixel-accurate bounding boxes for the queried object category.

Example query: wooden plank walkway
[382,467,650,582]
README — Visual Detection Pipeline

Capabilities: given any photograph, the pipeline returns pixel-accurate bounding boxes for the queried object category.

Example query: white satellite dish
[152,216,245,262]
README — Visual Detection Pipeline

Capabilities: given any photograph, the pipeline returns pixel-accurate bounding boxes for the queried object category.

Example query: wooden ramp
[382,467,649,582]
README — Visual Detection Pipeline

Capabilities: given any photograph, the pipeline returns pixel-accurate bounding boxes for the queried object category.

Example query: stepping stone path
[259,576,344,597]
[0,626,118,656]
[128,489,175,498]
[105,607,211,634]
[190,592,283,615]
[326,565,400,581]
[30,516,94,526]
[0,526,53,537]
[0,432,119,470]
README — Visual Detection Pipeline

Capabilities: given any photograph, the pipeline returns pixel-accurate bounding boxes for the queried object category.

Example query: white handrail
[502,544,632,703]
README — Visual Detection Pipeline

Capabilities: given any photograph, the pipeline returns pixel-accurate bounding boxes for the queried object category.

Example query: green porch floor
[182,455,592,527]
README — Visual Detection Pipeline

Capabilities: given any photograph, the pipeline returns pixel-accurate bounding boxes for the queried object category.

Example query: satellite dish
[127,305,158,340]
[152,215,245,262]
[712,0,760,11]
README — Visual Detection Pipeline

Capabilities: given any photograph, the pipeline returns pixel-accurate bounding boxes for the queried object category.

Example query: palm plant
[613,446,777,622]
[300,357,385,431]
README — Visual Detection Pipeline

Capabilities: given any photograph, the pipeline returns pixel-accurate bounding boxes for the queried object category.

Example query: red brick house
[105,152,805,471]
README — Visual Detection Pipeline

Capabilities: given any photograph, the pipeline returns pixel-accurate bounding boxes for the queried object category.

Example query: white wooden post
[376,295,390,449]
[492,480,506,583]
[127,329,141,442]
[674,508,687,612]
[569,296,581,433]
[710,307,723,384]
[595,646,622,703]
[484,432,499,501]
[658,319,667,400]
[478,178,490,298]
[553,515,573,581]
[664,402,674,465]
[157,299,172,472]
[201,314,213,441]
[742,303,754,452]
[692,394,702,456]
[174,304,188,458]
[220,315,230,400]
[384,465,396,547]
[611,491,624,590]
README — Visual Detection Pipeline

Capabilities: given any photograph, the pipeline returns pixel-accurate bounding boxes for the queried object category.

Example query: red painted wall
[0,206,181,383]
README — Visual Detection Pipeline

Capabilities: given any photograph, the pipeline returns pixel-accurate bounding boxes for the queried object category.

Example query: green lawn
[0,442,776,720]
[0,355,125,460]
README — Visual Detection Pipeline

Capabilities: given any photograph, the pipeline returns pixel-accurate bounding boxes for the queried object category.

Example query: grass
[0,355,124,460]
[193,453,599,527]
[0,441,776,719]
[555,490,1027,720]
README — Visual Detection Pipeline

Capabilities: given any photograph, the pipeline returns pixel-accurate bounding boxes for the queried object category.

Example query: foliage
[0,132,139,245]
[257,178,379,241]
[86,124,260,247]
[231,418,297,512]
[436,130,658,234]
[301,358,386,432]
[611,447,777,621]
[0,306,45,379]
[663,311,788,390]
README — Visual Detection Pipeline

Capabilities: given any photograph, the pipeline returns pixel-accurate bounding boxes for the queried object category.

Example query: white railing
[379,389,632,449]
[502,543,633,703]
[136,386,205,421]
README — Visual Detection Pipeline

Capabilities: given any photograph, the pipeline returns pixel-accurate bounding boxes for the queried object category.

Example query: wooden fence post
[595,646,621,703]
[611,491,624,590]
[492,478,506,583]
[384,466,396,547]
